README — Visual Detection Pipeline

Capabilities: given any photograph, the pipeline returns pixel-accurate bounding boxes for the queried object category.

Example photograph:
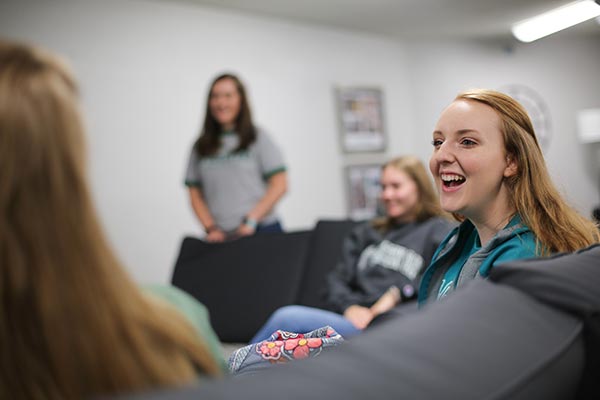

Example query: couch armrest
[296,219,359,308]
[120,279,584,400]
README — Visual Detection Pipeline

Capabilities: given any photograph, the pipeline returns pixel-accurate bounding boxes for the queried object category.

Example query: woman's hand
[206,228,226,242]
[343,305,374,330]
[189,188,226,242]
[369,286,401,316]
[236,223,256,237]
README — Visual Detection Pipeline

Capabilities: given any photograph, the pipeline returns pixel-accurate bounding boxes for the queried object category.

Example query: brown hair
[455,89,599,254]
[373,155,449,231]
[0,41,221,399]
[195,73,256,156]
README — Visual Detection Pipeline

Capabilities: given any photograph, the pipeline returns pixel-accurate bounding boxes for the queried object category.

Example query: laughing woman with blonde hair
[0,41,223,399]
[419,88,599,305]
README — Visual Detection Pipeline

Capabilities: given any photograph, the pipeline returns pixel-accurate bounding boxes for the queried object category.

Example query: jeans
[250,305,361,343]
[256,220,283,234]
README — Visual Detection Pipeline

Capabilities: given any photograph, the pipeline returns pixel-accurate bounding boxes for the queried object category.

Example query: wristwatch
[242,216,258,229]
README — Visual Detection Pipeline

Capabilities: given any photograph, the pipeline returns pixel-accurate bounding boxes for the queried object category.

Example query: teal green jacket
[418,215,538,306]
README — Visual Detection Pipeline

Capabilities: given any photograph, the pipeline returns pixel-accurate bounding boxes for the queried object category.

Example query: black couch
[171,219,359,343]
[127,244,600,399]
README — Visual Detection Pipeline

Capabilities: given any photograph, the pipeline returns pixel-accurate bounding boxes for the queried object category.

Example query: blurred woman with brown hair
[0,40,223,399]
[250,155,455,343]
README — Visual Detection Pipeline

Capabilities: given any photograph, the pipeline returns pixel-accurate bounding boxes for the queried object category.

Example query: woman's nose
[433,142,454,164]
[381,186,393,200]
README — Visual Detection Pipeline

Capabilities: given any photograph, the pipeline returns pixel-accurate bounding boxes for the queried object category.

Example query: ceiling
[178,0,600,41]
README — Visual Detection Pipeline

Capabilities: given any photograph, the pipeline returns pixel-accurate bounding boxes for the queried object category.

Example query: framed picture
[345,164,382,221]
[336,87,386,153]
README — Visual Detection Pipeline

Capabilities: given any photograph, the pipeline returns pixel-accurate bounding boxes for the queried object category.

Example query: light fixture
[512,0,600,43]
[577,109,600,144]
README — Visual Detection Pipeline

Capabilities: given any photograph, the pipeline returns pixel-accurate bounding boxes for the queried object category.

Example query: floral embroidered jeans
[228,326,344,375]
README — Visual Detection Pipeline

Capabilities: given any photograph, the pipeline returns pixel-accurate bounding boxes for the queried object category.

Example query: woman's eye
[431,139,443,147]
[461,138,476,146]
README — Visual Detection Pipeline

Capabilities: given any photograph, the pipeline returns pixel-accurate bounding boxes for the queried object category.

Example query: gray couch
[127,243,600,399]
[171,220,358,343]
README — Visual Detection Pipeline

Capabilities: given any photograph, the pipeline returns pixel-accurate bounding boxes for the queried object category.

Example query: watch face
[500,84,552,152]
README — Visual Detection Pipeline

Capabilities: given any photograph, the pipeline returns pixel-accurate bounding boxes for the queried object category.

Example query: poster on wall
[336,87,386,153]
[345,164,382,221]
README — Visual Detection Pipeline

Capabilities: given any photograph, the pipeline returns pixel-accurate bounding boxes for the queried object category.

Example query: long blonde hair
[373,155,449,231]
[456,89,599,254]
[0,41,221,399]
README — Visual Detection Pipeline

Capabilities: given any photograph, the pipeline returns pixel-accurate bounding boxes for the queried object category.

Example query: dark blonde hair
[455,89,599,254]
[0,41,221,399]
[373,155,448,231]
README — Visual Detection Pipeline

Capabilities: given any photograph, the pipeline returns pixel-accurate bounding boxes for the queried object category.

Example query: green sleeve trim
[263,166,287,180]
[185,180,201,188]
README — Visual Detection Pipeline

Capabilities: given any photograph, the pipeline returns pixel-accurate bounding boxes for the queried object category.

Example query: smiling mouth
[441,173,466,188]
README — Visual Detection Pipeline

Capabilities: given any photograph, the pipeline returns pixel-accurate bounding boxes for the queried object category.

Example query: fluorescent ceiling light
[512,0,600,43]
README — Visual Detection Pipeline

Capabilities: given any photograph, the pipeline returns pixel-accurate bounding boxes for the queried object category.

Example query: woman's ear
[504,154,518,178]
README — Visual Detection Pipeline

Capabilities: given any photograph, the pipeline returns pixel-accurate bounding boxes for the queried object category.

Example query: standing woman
[0,41,223,399]
[419,89,600,304]
[185,74,287,242]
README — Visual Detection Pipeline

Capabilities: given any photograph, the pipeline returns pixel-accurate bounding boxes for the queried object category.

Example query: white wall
[0,0,414,283]
[404,37,600,215]
[1,0,598,284]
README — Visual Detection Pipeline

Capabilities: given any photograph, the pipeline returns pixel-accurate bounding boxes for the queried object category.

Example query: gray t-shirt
[184,129,286,231]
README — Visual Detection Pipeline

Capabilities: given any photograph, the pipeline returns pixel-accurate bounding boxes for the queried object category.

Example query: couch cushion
[124,278,584,399]
[171,231,312,343]
[490,243,600,399]
[296,219,359,308]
